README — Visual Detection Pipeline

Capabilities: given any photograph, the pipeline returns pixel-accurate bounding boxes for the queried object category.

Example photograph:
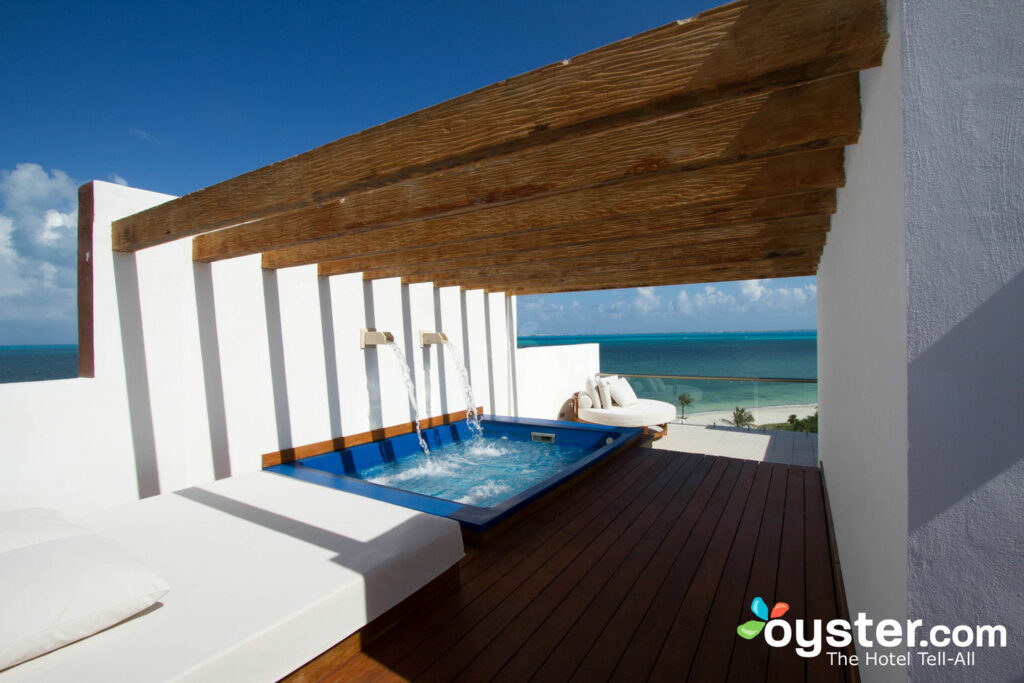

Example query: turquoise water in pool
[355,436,589,507]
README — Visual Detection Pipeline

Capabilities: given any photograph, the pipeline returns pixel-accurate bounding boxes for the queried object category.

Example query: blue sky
[0,0,814,344]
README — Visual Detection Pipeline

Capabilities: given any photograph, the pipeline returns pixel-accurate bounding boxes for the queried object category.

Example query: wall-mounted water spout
[420,330,448,347]
[360,328,394,349]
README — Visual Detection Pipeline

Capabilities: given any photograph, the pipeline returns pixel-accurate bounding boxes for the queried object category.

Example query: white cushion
[584,376,602,409]
[0,508,90,552]
[578,398,677,428]
[597,379,612,410]
[609,377,639,407]
[577,393,593,410]
[0,472,464,683]
[0,519,170,671]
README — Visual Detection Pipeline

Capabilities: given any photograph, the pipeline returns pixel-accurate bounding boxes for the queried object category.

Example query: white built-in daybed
[0,471,463,682]
[572,374,676,439]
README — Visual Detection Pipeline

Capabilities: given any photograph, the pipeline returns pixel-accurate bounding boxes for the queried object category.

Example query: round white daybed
[572,392,676,439]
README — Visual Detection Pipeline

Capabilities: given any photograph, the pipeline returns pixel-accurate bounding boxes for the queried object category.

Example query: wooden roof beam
[360,223,828,282]
[257,146,843,273]
[437,256,820,293]
[196,74,858,263]
[314,191,835,277]
[113,0,885,252]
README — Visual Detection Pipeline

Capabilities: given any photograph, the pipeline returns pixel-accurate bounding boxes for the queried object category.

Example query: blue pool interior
[266,416,640,533]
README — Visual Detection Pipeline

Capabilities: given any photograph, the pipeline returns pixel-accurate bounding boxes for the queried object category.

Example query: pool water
[266,416,639,534]
[356,436,590,506]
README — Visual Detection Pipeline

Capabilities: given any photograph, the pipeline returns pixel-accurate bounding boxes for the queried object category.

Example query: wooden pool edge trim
[261,406,484,468]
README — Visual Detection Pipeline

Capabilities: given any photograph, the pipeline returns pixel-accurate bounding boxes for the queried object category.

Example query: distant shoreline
[684,403,817,426]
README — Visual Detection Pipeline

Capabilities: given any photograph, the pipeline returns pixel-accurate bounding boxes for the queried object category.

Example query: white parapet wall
[0,181,515,515]
[515,343,600,421]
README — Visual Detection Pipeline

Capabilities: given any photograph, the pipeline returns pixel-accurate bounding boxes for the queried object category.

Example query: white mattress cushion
[0,508,90,552]
[1,472,464,683]
[0,533,170,671]
[578,398,677,428]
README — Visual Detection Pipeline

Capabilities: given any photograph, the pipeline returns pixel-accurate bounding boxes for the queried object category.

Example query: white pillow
[597,378,613,410]
[0,512,170,671]
[0,508,90,552]
[610,377,639,407]
[577,393,593,410]
[584,376,602,409]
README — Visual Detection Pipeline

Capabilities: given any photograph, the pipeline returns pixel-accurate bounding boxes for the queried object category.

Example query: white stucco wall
[902,1,1024,680]
[516,343,600,421]
[0,181,511,515]
[817,1,908,680]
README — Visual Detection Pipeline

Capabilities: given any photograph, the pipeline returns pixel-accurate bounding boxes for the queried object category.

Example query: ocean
[0,345,78,384]
[517,331,817,416]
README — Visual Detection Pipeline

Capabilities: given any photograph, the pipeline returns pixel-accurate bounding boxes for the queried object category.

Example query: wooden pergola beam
[441,256,819,293]
[194,75,859,263]
[112,0,885,252]
[360,221,828,282]
[395,240,824,289]
[253,146,842,273]
[313,191,835,277]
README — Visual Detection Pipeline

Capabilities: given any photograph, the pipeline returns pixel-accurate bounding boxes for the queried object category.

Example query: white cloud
[108,172,129,186]
[633,287,661,314]
[0,164,79,334]
[741,279,767,302]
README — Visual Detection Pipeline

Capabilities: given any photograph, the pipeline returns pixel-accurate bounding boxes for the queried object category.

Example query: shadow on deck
[287,446,855,682]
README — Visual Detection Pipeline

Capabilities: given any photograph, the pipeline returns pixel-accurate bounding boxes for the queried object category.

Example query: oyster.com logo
[737,596,789,640]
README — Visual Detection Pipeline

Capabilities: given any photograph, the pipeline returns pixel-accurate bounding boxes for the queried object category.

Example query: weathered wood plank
[197,75,857,263]
[283,189,836,273]
[361,223,828,282]
[493,259,818,294]
[417,251,821,290]
[113,0,885,251]
[201,146,843,263]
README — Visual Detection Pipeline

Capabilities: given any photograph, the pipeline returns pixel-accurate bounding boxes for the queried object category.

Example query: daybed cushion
[577,392,593,410]
[1,472,464,683]
[0,530,170,671]
[609,377,639,407]
[584,376,602,408]
[578,398,676,428]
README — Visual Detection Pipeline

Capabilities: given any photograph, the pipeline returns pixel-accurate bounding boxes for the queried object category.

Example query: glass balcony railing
[599,372,817,429]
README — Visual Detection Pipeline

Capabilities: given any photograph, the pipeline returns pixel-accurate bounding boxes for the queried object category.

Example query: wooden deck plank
[399,450,690,681]
[425,453,699,682]
[565,458,744,681]
[609,460,759,680]
[766,463,808,682]
[454,453,706,682]
[804,468,847,682]
[650,461,775,680]
[726,465,790,683]
[491,455,715,683]
[686,463,787,682]
[337,448,659,681]
[354,449,676,680]
[312,450,852,683]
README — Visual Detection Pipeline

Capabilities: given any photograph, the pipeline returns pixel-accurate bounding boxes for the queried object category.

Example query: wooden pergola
[112,0,886,295]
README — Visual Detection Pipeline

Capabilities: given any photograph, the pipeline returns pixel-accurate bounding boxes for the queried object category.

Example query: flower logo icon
[736,597,789,639]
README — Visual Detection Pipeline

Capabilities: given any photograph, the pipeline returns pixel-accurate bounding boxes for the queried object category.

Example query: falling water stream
[443,340,484,437]
[388,342,430,456]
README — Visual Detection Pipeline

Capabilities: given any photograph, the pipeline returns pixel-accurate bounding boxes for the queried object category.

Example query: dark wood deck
[297,446,853,682]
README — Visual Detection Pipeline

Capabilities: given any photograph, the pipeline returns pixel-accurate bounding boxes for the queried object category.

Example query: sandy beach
[682,402,817,427]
